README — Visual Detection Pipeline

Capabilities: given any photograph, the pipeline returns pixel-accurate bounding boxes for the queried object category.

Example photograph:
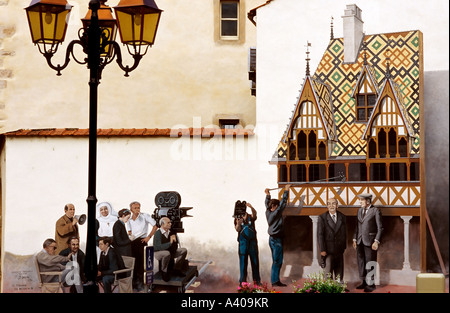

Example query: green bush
[293,272,347,293]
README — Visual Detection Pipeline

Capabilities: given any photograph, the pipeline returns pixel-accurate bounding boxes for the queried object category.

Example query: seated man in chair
[97,236,126,293]
[153,217,188,282]
[59,236,86,293]
[36,238,83,293]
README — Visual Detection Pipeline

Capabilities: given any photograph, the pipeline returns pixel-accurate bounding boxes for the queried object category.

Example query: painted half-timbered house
[271,31,422,212]
[269,7,424,282]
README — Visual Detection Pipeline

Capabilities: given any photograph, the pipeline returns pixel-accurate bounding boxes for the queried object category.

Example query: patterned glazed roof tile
[273,30,422,160]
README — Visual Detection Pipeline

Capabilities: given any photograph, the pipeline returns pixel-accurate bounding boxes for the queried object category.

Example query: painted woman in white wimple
[96,202,118,243]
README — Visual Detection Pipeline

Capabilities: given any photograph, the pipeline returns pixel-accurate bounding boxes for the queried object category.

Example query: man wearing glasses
[318,198,347,283]
[36,238,83,292]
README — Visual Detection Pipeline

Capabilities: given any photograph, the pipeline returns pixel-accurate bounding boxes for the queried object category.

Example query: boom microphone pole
[267,172,346,191]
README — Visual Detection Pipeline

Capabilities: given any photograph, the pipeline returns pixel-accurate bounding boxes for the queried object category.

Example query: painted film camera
[233,200,247,219]
[151,191,192,233]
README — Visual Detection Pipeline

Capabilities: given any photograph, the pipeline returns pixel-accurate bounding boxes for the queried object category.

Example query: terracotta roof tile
[52,128,66,136]
[9,129,30,136]
[133,128,146,136]
[122,129,135,136]
[63,128,78,136]
[1,128,255,138]
[97,129,109,136]
[142,129,156,136]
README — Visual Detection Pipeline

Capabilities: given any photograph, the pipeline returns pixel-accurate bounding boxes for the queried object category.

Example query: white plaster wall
[2,135,275,256]
[3,137,89,254]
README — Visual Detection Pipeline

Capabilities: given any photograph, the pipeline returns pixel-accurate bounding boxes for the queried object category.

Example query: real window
[220,1,239,40]
[219,118,239,129]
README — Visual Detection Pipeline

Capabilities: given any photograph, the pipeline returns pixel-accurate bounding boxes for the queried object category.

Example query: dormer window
[356,92,376,122]
[352,64,379,123]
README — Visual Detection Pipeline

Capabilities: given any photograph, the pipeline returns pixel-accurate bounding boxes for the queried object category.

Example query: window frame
[219,0,239,41]
[356,92,376,122]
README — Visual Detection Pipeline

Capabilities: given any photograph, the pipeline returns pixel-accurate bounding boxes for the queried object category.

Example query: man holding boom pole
[264,184,291,287]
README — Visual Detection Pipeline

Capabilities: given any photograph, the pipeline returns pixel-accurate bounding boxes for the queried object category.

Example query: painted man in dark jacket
[97,237,126,293]
[265,184,290,287]
[153,217,188,282]
[234,202,261,286]
[59,236,86,292]
[318,198,347,282]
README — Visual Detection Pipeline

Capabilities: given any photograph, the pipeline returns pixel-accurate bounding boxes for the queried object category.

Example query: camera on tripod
[233,200,247,219]
[151,191,192,233]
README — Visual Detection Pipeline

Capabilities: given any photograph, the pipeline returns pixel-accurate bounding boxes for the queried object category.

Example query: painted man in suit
[97,236,126,293]
[353,193,383,292]
[318,198,347,282]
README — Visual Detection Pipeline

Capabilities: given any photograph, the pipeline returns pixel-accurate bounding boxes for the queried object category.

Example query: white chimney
[342,4,364,63]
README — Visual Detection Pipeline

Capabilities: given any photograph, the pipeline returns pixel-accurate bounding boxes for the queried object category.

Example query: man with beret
[353,193,383,292]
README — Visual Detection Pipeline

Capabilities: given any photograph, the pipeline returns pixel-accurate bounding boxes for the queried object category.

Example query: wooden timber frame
[418,31,426,272]
[277,181,420,217]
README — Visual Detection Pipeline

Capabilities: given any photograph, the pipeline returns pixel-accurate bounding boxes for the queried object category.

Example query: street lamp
[25,0,162,293]
[81,0,118,58]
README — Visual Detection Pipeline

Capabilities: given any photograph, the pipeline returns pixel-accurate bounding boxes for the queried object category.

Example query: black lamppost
[25,0,162,293]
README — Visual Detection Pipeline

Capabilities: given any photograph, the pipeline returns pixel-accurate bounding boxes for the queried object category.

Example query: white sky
[280,0,449,73]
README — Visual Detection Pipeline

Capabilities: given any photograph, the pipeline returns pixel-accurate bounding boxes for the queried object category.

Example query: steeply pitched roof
[314,31,422,156]
[351,63,380,98]
[281,76,336,144]
[361,77,416,140]
[272,30,422,161]
[248,0,275,25]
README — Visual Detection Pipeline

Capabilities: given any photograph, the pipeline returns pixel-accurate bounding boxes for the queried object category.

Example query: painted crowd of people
[36,200,188,293]
[36,188,383,293]
[234,188,383,292]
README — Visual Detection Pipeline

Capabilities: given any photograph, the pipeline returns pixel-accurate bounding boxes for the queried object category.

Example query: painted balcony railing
[278,181,421,216]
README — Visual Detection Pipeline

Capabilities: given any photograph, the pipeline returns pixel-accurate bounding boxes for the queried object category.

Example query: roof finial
[305,41,311,76]
[363,41,368,65]
[330,16,334,40]
[385,48,391,79]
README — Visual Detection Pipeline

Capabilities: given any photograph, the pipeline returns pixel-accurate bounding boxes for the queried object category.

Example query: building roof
[248,0,275,25]
[315,31,422,156]
[272,30,422,161]
[281,76,336,144]
[361,76,416,140]
[2,128,255,138]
